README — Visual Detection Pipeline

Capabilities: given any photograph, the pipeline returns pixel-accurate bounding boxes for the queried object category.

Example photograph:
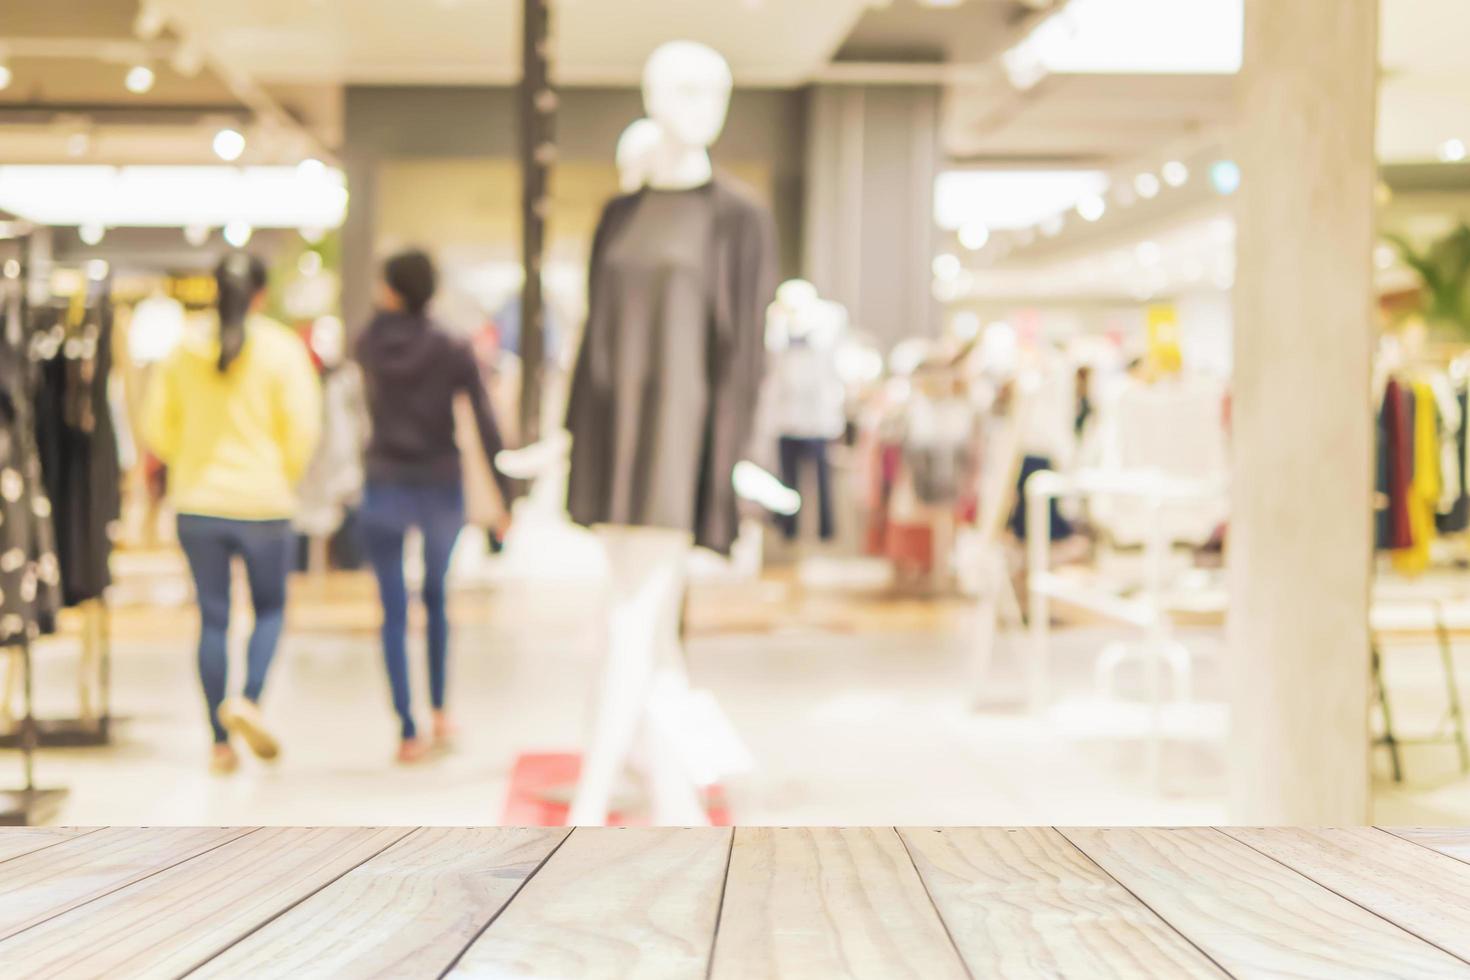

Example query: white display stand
[1023,468,1227,789]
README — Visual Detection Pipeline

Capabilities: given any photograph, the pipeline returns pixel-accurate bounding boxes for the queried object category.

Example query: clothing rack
[0,223,67,825]
[0,268,119,750]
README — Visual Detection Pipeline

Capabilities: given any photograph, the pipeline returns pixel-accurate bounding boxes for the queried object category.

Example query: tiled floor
[5,555,1467,826]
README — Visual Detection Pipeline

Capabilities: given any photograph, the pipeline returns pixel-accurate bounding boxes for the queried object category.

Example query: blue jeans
[360,481,464,740]
[176,515,293,744]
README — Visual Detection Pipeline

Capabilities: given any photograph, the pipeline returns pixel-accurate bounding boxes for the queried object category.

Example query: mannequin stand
[1,639,69,826]
[568,526,710,827]
[0,599,116,749]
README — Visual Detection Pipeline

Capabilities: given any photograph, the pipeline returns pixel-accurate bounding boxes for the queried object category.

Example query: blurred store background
[0,0,1463,827]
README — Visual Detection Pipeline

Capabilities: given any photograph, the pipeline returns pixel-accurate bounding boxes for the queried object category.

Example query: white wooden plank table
[0,827,1468,979]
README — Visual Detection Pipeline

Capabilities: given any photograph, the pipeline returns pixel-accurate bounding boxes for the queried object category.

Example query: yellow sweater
[143,313,322,521]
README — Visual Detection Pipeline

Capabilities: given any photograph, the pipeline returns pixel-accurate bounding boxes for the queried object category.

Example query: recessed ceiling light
[125,64,155,94]
[1209,160,1241,196]
[297,157,326,178]
[223,221,253,247]
[79,223,106,246]
[933,253,962,282]
[1076,194,1107,222]
[1439,139,1468,163]
[213,128,246,162]
[184,224,211,246]
[0,64,12,92]
[1134,172,1161,199]
[958,222,990,251]
[1162,160,1189,187]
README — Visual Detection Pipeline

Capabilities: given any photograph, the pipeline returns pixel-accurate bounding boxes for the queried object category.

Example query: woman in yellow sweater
[144,253,321,773]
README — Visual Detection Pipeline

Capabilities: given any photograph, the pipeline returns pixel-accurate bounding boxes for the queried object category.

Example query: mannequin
[560,40,775,826]
[615,118,663,194]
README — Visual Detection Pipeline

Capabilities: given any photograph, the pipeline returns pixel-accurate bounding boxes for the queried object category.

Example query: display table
[0,826,1468,977]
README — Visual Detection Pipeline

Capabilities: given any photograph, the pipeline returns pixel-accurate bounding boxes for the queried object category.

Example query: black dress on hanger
[0,305,61,645]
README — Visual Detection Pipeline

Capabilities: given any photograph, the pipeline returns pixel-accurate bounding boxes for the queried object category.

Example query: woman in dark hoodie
[357,249,513,762]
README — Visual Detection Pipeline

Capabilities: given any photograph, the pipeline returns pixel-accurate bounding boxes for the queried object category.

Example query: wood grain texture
[709,827,967,980]
[1227,827,1470,963]
[1387,828,1470,866]
[0,827,92,864]
[900,827,1225,979]
[0,826,408,979]
[450,827,730,980]
[1064,828,1470,979]
[0,826,250,941]
[191,827,568,979]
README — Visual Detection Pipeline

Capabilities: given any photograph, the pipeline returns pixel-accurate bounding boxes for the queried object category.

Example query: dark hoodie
[356,311,512,500]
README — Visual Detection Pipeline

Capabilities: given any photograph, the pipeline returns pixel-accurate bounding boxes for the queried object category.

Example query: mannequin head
[615,118,663,193]
[775,278,819,312]
[642,41,733,150]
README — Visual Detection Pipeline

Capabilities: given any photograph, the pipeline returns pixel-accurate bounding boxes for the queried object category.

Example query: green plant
[1390,223,1470,337]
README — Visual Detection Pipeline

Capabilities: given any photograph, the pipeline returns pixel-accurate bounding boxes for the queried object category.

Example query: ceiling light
[0,166,349,229]
[934,170,1108,231]
[297,158,325,178]
[1439,139,1468,164]
[933,253,962,282]
[298,250,323,276]
[184,224,211,246]
[78,223,105,246]
[1134,172,1161,199]
[125,64,155,95]
[1076,194,1107,222]
[958,222,990,251]
[1209,159,1241,196]
[0,64,12,92]
[1040,215,1065,238]
[223,221,253,248]
[86,259,110,282]
[213,128,246,162]
[1162,160,1189,187]
[1135,241,1161,266]
[1114,184,1138,208]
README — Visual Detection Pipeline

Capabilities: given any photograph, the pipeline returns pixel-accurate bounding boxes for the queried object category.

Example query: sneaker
[396,737,430,764]
[210,744,240,776]
[217,698,280,761]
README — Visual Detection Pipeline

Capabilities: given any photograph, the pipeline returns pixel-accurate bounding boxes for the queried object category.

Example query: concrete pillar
[803,84,940,348]
[1228,0,1378,823]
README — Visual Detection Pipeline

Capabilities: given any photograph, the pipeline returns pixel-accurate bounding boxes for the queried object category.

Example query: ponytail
[214,251,267,373]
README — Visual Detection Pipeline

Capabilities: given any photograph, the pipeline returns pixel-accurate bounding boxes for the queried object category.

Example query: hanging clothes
[0,299,62,644]
[1437,382,1470,534]
[32,299,121,607]
[1392,380,1440,575]
[565,177,777,555]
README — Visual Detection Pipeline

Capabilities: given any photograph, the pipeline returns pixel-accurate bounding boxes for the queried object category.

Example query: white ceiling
[160,0,876,86]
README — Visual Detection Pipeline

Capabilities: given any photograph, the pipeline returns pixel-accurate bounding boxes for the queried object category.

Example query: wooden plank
[0,827,93,864]
[709,827,968,980]
[1227,827,1470,963]
[1387,828,1470,866]
[0,826,408,978]
[1063,828,1470,979]
[0,826,251,941]
[191,827,568,979]
[900,827,1225,979]
[449,827,730,980]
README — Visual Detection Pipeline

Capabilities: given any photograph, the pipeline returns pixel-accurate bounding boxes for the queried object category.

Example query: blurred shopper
[356,249,513,763]
[143,253,322,774]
